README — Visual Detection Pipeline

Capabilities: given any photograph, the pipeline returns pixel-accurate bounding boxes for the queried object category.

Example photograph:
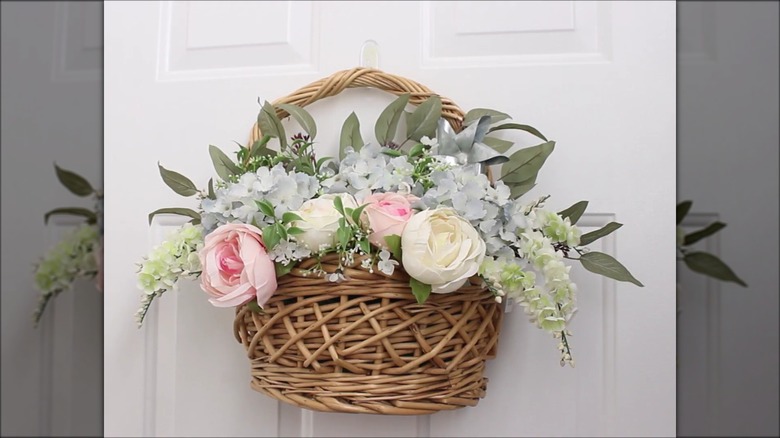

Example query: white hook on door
[359,40,380,69]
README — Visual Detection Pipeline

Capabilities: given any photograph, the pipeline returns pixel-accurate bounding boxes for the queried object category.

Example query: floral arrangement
[33,164,103,326]
[136,94,642,366]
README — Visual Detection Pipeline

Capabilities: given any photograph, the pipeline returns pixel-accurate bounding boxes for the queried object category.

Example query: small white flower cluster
[322,144,416,199]
[200,163,321,233]
[33,224,100,323]
[267,240,311,266]
[135,223,204,325]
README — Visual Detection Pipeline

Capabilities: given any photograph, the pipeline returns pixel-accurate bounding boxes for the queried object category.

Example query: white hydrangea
[200,163,320,233]
[321,144,416,200]
[135,223,205,326]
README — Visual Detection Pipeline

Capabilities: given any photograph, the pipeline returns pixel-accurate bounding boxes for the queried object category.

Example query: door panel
[104,1,676,436]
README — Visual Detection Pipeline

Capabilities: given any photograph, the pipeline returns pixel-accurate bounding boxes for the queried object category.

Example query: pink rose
[199,223,277,308]
[363,192,418,249]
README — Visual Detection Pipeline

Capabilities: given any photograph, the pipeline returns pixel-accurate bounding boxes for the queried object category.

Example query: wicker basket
[233,68,504,415]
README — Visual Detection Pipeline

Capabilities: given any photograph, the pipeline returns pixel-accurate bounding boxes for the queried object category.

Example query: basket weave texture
[233,68,504,415]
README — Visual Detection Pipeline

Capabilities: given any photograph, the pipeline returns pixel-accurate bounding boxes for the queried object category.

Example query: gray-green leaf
[580,251,644,287]
[44,207,96,225]
[409,277,432,304]
[683,251,747,287]
[405,95,442,142]
[558,200,588,225]
[54,163,94,197]
[339,112,364,159]
[488,123,548,141]
[207,178,216,200]
[677,200,692,224]
[683,222,726,246]
[464,108,511,126]
[158,163,199,197]
[500,141,555,184]
[277,103,317,140]
[258,100,287,149]
[208,145,241,182]
[375,94,410,146]
[579,222,623,246]
[482,136,514,154]
[148,207,200,225]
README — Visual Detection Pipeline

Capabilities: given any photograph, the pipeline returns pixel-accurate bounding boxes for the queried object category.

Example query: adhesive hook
[360,40,380,69]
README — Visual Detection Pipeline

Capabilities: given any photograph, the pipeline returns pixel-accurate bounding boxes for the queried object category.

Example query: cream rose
[362,192,418,249]
[291,193,358,252]
[199,223,277,308]
[401,208,486,294]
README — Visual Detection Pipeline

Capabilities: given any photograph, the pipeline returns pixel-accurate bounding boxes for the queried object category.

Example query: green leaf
[148,208,200,225]
[464,108,511,126]
[286,227,304,235]
[255,200,276,218]
[276,222,288,240]
[375,93,410,146]
[350,203,369,225]
[336,226,349,248]
[579,222,623,246]
[276,103,317,139]
[409,278,432,304]
[684,251,747,287]
[257,100,287,149]
[249,134,275,158]
[683,222,726,246]
[247,301,265,314]
[408,143,425,157]
[508,180,537,199]
[157,163,198,197]
[44,208,96,225]
[580,251,644,287]
[382,149,403,157]
[405,95,442,142]
[677,200,693,224]
[500,141,555,183]
[359,239,371,255]
[558,200,588,225]
[275,261,295,278]
[339,112,363,159]
[207,178,216,200]
[488,123,548,141]
[54,163,94,197]
[262,225,280,250]
[281,211,302,224]
[384,234,402,261]
[332,195,345,215]
[482,137,514,154]
[208,145,241,182]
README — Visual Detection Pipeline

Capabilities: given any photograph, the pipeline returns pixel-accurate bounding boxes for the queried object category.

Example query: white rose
[291,193,358,252]
[401,208,486,294]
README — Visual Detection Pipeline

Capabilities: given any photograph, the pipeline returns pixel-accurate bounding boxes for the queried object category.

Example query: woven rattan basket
[233,68,504,415]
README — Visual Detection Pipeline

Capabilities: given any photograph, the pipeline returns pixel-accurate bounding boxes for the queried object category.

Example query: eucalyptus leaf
[482,137,514,154]
[208,145,241,182]
[677,200,693,224]
[44,208,96,225]
[409,278,432,304]
[683,222,726,246]
[500,141,555,183]
[277,103,317,140]
[207,178,216,200]
[464,108,511,126]
[258,100,287,149]
[405,95,442,142]
[54,163,94,197]
[488,123,548,141]
[339,112,363,159]
[580,251,644,287]
[684,251,747,287]
[508,180,537,199]
[249,134,275,158]
[384,234,402,261]
[579,222,623,246]
[375,94,410,146]
[558,200,588,225]
[148,207,200,225]
[158,163,198,197]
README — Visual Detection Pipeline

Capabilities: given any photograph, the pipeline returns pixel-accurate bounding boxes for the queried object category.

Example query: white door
[104,1,676,436]
[1,2,103,437]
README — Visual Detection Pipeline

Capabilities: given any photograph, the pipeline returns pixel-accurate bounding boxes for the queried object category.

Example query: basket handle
[249,67,466,145]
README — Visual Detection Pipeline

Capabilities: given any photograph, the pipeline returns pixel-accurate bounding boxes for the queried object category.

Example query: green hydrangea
[33,224,100,325]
